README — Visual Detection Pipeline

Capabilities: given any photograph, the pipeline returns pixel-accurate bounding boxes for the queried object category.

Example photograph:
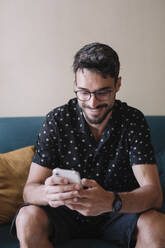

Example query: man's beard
[80,100,115,125]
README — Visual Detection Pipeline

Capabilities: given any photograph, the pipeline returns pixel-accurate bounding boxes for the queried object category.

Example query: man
[15,43,165,248]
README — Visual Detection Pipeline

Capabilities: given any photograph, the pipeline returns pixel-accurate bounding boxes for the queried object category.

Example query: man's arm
[119,163,163,212]
[23,162,52,205]
[23,162,81,207]
[64,164,163,216]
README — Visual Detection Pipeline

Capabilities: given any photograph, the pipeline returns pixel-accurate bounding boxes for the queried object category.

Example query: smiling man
[14,43,165,248]
[74,70,119,124]
[74,68,121,140]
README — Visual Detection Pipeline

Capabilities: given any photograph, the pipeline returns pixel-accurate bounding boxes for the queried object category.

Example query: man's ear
[115,77,121,93]
[74,72,77,87]
[74,80,77,90]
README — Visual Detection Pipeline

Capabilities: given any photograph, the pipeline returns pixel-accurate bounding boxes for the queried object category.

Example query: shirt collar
[76,102,89,134]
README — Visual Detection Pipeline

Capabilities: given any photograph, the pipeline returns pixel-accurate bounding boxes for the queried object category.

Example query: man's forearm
[118,185,163,213]
[23,183,48,206]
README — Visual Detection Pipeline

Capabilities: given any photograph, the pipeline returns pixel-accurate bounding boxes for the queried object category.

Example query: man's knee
[16,205,50,240]
[136,210,165,247]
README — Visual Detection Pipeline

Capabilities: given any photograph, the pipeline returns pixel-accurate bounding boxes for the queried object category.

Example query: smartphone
[53,168,82,188]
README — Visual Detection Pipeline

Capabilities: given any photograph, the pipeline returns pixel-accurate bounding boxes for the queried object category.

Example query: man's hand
[44,175,81,208]
[64,178,113,216]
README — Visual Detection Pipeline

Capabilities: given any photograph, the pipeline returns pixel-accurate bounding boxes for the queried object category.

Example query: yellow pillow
[0,146,35,224]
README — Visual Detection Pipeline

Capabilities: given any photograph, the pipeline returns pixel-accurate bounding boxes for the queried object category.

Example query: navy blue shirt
[33,98,156,194]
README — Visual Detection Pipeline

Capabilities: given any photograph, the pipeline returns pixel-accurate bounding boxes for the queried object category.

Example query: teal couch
[0,116,165,248]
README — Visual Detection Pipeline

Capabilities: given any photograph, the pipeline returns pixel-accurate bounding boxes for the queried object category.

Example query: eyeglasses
[74,89,114,101]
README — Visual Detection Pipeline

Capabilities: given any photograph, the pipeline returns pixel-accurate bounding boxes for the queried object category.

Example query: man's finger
[45,184,80,194]
[45,175,68,185]
[64,198,90,206]
[81,178,97,188]
[48,200,65,208]
[47,190,79,201]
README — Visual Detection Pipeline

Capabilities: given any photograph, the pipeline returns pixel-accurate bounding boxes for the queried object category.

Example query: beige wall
[0,0,165,117]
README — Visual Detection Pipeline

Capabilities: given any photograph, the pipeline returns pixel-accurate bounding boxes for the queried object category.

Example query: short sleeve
[32,111,60,169]
[128,112,156,166]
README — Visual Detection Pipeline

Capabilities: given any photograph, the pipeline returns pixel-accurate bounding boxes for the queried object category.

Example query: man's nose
[88,93,99,108]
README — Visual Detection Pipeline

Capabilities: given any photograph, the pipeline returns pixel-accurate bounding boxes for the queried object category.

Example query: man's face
[75,69,121,125]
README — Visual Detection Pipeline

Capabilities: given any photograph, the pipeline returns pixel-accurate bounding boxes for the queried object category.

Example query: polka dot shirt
[32,98,156,221]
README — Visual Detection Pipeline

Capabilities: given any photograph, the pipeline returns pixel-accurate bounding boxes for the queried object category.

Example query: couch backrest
[0,116,164,153]
[0,117,44,153]
[146,116,165,153]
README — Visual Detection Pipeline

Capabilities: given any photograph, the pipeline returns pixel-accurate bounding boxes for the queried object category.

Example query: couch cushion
[156,151,165,176]
[155,151,165,213]
[159,175,165,213]
[0,146,35,224]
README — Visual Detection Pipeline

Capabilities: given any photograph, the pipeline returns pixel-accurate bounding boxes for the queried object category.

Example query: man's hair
[73,42,120,84]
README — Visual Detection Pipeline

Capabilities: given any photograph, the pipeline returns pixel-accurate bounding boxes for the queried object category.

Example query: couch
[0,116,164,248]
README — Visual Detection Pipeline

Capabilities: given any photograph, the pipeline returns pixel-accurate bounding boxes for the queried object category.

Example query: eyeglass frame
[74,88,115,101]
